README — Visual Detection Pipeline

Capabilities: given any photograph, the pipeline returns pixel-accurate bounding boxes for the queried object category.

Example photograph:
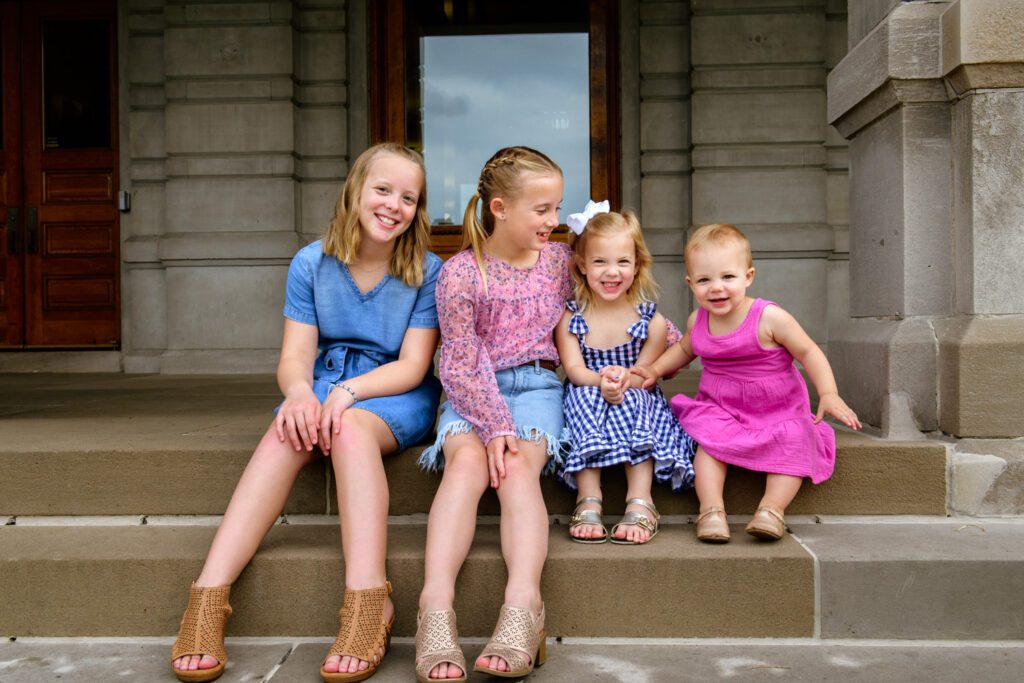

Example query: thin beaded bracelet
[334,382,358,402]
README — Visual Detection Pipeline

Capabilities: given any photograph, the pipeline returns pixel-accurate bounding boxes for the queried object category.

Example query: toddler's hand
[600,365,627,405]
[816,392,862,430]
[630,365,658,390]
[275,388,322,452]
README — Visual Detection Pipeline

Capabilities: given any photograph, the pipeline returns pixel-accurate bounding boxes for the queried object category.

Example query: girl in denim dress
[171,143,442,683]
[414,147,571,682]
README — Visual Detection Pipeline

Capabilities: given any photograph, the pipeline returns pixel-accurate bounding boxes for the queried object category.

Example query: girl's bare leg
[419,432,490,680]
[759,473,803,514]
[174,423,317,673]
[694,446,728,512]
[570,467,604,541]
[476,439,549,673]
[322,408,398,675]
[612,459,656,543]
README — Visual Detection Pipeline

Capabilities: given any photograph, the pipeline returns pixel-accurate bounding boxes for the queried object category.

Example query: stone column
[690,0,840,353]
[827,1,953,435]
[938,0,1024,438]
[829,0,1024,439]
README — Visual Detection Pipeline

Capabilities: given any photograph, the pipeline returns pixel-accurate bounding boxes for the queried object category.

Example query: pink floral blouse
[436,242,574,445]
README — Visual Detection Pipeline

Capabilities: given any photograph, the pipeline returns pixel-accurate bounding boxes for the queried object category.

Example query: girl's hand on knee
[318,389,356,454]
[275,389,322,452]
[486,435,519,488]
[815,392,862,430]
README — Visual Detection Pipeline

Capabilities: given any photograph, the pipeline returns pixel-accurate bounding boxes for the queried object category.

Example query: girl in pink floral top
[415,147,571,682]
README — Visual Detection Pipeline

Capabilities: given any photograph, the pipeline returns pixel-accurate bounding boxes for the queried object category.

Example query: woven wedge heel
[474,604,546,678]
[415,609,467,683]
[170,582,232,683]
[321,580,394,683]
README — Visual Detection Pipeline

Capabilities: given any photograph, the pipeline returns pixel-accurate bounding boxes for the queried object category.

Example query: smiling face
[685,239,755,318]
[579,230,637,303]
[492,172,563,254]
[357,153,424,247]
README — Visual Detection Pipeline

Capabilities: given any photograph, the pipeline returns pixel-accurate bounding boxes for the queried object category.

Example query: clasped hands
[274,385,356,453]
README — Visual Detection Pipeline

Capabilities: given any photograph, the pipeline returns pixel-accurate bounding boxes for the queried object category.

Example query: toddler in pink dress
[634,224,861,542]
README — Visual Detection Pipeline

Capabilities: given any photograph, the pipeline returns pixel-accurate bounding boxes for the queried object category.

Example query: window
[371,0,619,256]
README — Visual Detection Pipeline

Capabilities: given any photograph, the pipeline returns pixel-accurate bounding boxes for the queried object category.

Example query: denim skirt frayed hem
[418,363,568,474]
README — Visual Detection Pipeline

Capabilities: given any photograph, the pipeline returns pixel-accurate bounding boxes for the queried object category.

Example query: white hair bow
[566,199,610,235]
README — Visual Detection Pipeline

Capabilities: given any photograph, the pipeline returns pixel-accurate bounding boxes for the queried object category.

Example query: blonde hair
[571,210,658,310]
[322,143,431,287]
[461,146,563,289]
[684,223,753,271]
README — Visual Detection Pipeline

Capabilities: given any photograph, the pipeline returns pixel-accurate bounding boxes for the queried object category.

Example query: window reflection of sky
[421,33,590,225]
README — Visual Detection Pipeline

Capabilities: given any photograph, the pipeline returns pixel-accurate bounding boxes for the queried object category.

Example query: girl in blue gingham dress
[555,205,695,545]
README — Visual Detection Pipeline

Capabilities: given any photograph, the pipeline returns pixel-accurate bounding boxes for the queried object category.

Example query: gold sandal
[415,609,467,683]
[170,582,232,683]
[746,506,786,540]
[696,506,731,543]
[474,604,546,678]
[321,580,394,683]
[609,498,660,545]
[569,496,608,543]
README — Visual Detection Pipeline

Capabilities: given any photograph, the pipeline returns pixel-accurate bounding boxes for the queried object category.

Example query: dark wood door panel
[16,0,120,347]
[0,0,24,346]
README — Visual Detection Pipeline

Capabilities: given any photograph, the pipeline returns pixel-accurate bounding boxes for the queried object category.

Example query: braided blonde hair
[462,146,563,289]
[322,143,431,287]
[570,210,659,310]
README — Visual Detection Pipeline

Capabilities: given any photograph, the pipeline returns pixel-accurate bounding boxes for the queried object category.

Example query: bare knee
[443,446,489,494]
[253,425,317,467]
[500,442,546,486]
[329,410,384,456]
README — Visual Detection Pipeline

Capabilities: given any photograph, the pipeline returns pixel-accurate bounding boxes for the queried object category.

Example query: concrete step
[4,638,1024,682]
[0,521,813,639]
[0,374,948,517]
[2,519,1022,641]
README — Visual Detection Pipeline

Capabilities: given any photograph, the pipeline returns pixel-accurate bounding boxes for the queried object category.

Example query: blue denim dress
[283,241,443,449]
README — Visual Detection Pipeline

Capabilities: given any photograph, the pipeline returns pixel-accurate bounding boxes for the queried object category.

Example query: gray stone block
[795,522,1024,640]
[692,169,825,224]
[692,90,825,144]
[164,26,292,77]
[640,24,690,73]
[165,102,295,154]
[164,178,296,232]
[640,100,689,150]
[165,264,287,349]
[693,13,825,66]
[640,175,689,230]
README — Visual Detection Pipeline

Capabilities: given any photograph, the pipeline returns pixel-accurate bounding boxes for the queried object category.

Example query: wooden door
[0,0,119,348]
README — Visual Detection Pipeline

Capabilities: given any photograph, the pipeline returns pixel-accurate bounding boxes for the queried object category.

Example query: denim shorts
[417,361,568,473]
[277,345,442,451]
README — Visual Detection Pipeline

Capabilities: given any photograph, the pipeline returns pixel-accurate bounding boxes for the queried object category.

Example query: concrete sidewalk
[3,638,1024,682]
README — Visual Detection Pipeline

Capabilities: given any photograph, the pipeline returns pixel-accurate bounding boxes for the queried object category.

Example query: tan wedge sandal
[170,582,232,683]
[321,580,394,683]
[415,608,467,683]
[474,604,546,678]
[609,498,660,545]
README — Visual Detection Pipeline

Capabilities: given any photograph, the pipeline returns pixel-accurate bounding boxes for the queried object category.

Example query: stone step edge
[9,635,1024,647]
[6,514,1022,527]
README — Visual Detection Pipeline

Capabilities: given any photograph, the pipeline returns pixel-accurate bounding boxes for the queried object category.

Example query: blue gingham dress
[559,301,696,490]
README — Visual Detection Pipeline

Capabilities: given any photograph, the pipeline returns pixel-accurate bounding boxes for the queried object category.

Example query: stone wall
[687,0,848,350]
[121,0,356,373]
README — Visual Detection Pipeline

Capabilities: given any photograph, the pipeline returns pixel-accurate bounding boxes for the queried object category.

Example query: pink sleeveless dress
[669,298,835,483]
